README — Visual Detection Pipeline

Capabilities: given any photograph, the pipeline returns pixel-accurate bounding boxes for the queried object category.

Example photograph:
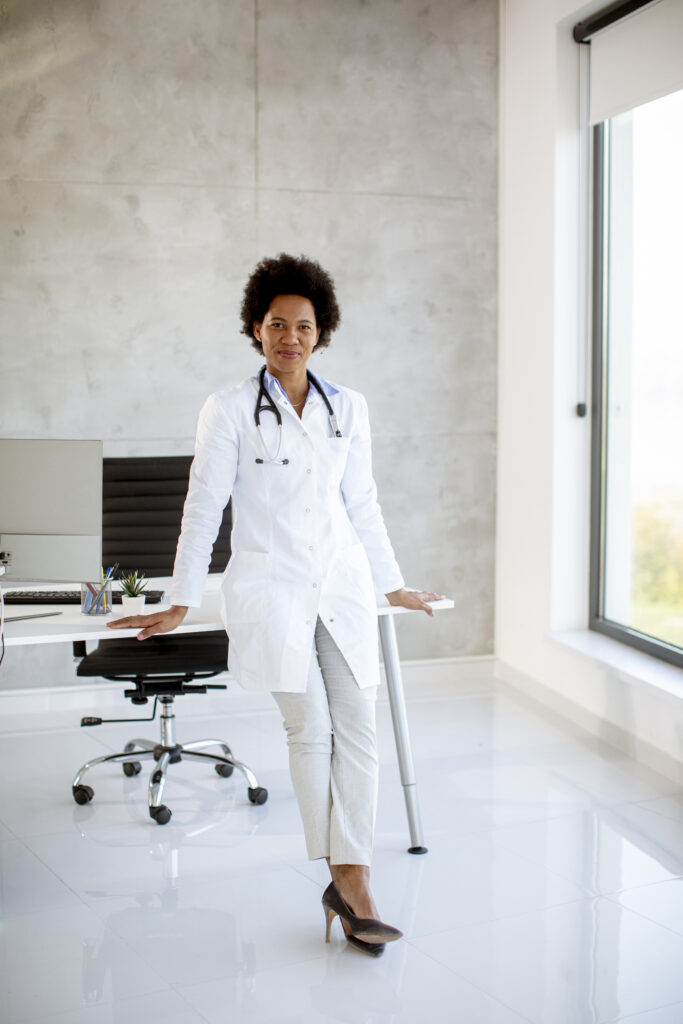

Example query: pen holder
[81,581,112,615]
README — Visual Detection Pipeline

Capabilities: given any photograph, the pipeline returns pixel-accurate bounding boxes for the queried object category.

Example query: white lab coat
[169,370,404,692]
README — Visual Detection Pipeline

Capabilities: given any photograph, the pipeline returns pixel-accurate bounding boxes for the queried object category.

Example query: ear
[253,322,262,343]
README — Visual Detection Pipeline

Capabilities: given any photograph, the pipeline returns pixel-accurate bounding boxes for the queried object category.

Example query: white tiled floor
[1,675,682,1024]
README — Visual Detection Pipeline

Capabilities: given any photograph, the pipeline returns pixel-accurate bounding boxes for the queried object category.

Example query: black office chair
[71,456,267,824]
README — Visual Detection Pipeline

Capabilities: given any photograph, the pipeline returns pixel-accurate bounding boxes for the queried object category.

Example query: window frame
[589,119,683,670]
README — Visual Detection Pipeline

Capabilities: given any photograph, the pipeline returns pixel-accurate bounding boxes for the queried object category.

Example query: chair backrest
[101,456,231,577]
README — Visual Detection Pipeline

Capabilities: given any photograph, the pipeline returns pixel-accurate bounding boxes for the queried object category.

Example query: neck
[266,364,309,404]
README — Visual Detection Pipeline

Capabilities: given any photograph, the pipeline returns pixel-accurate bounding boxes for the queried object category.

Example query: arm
[168,392,239,607]
[341,393,442,615]
[108,392,239,640]
[340,392,404,595]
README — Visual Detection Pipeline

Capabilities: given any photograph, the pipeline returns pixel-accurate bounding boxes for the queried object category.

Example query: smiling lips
[278,351,299,359]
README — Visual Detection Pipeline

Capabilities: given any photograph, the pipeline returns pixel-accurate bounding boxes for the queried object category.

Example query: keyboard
[3,590,165,605]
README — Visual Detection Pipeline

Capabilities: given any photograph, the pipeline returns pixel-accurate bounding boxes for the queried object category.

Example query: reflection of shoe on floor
[344,932,385,957]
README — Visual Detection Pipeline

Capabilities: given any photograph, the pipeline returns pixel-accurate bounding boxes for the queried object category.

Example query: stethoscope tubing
[254,366,342,465]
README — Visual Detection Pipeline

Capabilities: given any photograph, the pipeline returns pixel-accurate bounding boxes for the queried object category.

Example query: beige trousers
[272,618,379,866]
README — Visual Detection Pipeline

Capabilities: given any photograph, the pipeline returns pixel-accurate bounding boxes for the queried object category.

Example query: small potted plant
[117,570,149,615]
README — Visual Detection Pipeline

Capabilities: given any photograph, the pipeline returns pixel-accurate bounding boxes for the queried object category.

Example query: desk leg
[378,615,428,855]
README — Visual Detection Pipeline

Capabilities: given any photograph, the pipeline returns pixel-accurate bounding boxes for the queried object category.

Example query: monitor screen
[0,439,102,583]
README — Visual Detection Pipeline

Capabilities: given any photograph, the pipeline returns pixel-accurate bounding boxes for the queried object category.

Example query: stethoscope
[254,365,342,465]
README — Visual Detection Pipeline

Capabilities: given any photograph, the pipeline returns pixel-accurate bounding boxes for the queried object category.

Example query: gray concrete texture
[0,0,497,688]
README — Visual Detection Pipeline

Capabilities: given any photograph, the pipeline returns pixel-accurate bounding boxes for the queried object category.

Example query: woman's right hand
[106,604,189,641]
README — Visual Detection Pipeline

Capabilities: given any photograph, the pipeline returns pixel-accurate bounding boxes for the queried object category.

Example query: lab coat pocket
[335,541,375,601]
[323,436,351,487]
[221,550,269,623]
[325,436,350,453]
[221,551,270,689]
[343,540,373,580]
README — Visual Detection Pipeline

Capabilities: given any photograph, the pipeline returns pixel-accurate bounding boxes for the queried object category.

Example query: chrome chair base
[72,695,268,823]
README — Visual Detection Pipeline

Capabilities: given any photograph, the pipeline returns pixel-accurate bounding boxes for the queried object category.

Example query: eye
[300,324,311,332]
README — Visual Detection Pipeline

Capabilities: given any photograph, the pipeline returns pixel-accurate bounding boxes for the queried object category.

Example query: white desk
[3,584,454,853]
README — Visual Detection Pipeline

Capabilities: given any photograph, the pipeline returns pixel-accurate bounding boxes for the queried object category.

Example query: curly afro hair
[240,253,341,352]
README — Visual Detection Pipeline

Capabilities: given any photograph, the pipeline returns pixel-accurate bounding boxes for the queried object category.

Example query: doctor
[109,253,441,957]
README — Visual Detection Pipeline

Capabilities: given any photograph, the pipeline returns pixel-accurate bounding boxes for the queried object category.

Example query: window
[590,88,683,666]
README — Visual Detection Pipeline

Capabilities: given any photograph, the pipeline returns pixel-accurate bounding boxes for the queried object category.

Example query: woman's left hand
[385,588,445,616]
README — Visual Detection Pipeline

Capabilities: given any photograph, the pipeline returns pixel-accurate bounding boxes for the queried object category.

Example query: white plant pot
[121,595,146,615]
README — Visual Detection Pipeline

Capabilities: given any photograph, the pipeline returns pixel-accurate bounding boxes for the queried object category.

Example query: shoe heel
[324,907,337,943]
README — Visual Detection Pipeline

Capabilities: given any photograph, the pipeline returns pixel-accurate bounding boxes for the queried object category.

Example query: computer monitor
[0,439,102,583]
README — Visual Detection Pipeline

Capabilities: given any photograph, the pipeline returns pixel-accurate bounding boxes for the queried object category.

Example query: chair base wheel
[150,805,172,824]
[73,785,94,805]
[248,786,268,805]
[215,763,234,778]
[123,761,142,777]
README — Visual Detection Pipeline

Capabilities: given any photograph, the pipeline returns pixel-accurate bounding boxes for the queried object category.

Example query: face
[253,295,320,376]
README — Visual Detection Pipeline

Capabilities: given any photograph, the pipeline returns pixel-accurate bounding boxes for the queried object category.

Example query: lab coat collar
[260,366,339,401]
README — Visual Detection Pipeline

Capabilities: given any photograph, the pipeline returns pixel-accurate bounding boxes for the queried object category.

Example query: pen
[93,563,118,614]
[83,581,98,612]
[6,611,63,623]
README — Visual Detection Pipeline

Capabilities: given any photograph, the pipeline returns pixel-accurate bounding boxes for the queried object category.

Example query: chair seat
[76,631,228,677]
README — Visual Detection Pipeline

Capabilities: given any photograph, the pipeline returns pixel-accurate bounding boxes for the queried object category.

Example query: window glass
[603,89,683,650]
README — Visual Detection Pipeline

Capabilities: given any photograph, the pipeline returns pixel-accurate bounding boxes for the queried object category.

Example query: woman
[109,253,441,956]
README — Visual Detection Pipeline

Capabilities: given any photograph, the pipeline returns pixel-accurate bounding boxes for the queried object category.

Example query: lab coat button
[305,507,311,513]
[308,545,314,551]
[312,583,318,589]
[306,468,312,474]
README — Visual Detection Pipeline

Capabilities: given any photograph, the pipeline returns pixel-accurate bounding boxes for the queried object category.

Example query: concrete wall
[0,0,498,689]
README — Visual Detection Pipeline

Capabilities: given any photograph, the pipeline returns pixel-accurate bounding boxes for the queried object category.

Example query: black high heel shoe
[322,882,403,944]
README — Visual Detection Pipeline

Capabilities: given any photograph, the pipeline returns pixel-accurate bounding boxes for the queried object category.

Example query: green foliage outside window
[631,501,683,647]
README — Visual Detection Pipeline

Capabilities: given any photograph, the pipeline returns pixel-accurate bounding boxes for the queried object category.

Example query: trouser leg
[272,618,379,866]
[315,620,378,866]
[273,650,333,862]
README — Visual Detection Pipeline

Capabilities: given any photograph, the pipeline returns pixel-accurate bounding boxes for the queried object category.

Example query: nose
[282,328,298,345]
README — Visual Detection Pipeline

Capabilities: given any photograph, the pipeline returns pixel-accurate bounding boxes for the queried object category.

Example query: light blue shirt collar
[261,365,338,400]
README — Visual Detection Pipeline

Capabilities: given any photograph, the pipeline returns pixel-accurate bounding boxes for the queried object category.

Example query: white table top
[1,580,453,647]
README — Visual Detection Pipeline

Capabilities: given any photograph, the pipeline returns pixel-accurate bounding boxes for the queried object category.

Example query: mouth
[278,351,300,359]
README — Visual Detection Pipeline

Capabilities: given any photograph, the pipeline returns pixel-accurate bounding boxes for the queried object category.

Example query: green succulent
[117,570,149,597]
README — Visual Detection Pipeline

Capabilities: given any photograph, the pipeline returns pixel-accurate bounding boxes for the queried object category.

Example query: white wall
[496,0,683,781]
